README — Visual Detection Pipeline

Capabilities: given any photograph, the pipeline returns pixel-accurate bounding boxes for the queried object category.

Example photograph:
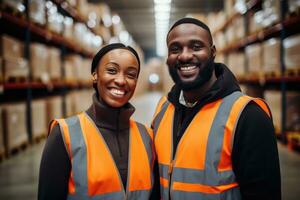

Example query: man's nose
[178,47,193,62]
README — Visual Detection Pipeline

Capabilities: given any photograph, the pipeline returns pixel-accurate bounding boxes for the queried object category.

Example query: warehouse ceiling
[89,0,223,59]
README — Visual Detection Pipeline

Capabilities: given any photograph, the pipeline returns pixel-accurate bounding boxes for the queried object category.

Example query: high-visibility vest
[50,112,154,200]
[152,91,271,200]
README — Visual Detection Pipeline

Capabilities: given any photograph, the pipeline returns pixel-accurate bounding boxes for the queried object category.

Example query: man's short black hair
[167,17,213,45]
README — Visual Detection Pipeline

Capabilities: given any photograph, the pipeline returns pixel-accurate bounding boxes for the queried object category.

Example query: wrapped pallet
[64,55,82,81]
[227,52,245,77]
[73,90,93,113]
[214,32,226,50]
[30,43,49,82]
[283,34,300,70]
[46,96,63,124]
[3,103,28,153]
[3,57,29,82]
[264,90,281,134]
[1,35,24,59]
[29,0,46,25]
[286,92,300,132]
[78,58,91,82]
[245,43,263,74]
[63,16,74,41]
[234,17,245,40]
[65,92,76,117]
[47,47,61,80]
[1,0,25,15]
[31,99,47,140]
[0,106,4,156]
[263,38,281,73]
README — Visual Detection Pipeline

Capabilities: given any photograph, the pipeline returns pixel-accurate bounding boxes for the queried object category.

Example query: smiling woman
[38,43,159,200]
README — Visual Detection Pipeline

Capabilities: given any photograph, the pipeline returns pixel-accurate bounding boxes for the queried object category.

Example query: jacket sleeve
[232,102,281,200]
[38,124,71,200]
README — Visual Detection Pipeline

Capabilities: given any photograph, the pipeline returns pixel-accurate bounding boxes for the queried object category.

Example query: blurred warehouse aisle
[0,92,299,200]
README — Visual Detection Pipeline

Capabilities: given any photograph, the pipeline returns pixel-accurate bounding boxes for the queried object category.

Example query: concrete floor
[0,92,299,200]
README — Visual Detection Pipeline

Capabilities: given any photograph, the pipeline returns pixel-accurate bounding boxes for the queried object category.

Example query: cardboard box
[1,35,24,59]
[245,43,263,74]
[3,57,29,81]
[48,47,61,80]
[286,92,300,132]
[227,52,245,77]
[3,103,28,152]
[29,0,46,25]
[263,38,281,73]
[284,34,300,70]
[46,96,63,124]
[30,43,49,82]
[31,99,47,139]
[264,90,281,133]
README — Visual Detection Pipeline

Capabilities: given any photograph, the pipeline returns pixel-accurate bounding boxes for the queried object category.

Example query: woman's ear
[92,72,98,82]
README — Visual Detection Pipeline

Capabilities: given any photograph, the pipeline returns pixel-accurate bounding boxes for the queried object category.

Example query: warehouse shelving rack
[213,0,300,147]
[0,0,95,153]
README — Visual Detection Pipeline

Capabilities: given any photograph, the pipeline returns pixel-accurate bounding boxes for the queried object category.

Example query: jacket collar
[87,93,135,131]
[167,63,241,108]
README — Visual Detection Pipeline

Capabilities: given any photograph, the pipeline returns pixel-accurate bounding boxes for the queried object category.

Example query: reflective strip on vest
[52,112,153,200]
[153,91,271,200]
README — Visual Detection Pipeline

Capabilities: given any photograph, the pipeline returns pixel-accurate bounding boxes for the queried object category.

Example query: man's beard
[168,57,215,91]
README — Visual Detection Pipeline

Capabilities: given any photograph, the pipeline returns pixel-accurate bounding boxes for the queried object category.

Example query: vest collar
[91,93,135,131]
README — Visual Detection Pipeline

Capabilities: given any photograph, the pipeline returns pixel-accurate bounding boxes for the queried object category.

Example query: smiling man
[152,18,281,200]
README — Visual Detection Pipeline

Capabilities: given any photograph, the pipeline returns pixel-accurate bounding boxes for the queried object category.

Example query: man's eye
[193,44,203,50]
[169,46,180,53]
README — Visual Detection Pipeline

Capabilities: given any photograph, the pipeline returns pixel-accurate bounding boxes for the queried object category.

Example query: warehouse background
[0,0,299,199]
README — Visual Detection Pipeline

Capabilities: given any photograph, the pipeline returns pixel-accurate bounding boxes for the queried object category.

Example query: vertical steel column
[280,0,288,143]
[24,0,33,143]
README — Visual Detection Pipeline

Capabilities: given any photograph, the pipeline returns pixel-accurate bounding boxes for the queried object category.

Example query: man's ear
[211,45,216,59]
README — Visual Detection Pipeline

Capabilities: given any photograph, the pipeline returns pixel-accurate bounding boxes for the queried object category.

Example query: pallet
[5,76,28,83]
[32,133,47,144]
[285,68,300,77]
[264,70,281,78]
[7,141,29,157]
[1,4,26,20]
[287,132,300,152]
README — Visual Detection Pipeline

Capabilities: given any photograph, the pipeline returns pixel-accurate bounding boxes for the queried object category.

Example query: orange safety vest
[50,112,154,200]
[152,91,271,200]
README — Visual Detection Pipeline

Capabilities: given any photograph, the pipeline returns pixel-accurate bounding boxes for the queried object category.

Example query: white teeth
[111,89,125,95]
[180,66,196,71]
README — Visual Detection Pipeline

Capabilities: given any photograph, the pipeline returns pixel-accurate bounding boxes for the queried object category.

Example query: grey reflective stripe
[65,115,88,195]
[127,190,151,200]
[67,191,124,200]
[159,164,170,200]
[172,167,235,185]
[204,91,243,185]
[64,115,126,200]
[172,186,241,200]
[159,163,169,179]
[153,100,170,136]
[171,91,243,186]
[136,122,153,172]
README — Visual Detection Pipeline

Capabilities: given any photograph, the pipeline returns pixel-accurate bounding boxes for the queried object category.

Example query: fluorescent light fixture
[154,0,171,4]
[149,73,160,84]
[154,0,172,57]
[155,4,171,12]
[112,15,121,24]
[119,31,130,44]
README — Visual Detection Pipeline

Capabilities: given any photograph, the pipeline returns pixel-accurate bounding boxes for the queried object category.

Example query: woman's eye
[127,72,138,79]
[106,68,117,74]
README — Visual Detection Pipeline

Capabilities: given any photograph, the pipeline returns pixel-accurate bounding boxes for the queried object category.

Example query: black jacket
[38,94,160,200]
[165,63,281,200]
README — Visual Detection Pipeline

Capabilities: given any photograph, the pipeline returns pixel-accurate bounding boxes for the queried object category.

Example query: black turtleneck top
[38,94,159,200]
